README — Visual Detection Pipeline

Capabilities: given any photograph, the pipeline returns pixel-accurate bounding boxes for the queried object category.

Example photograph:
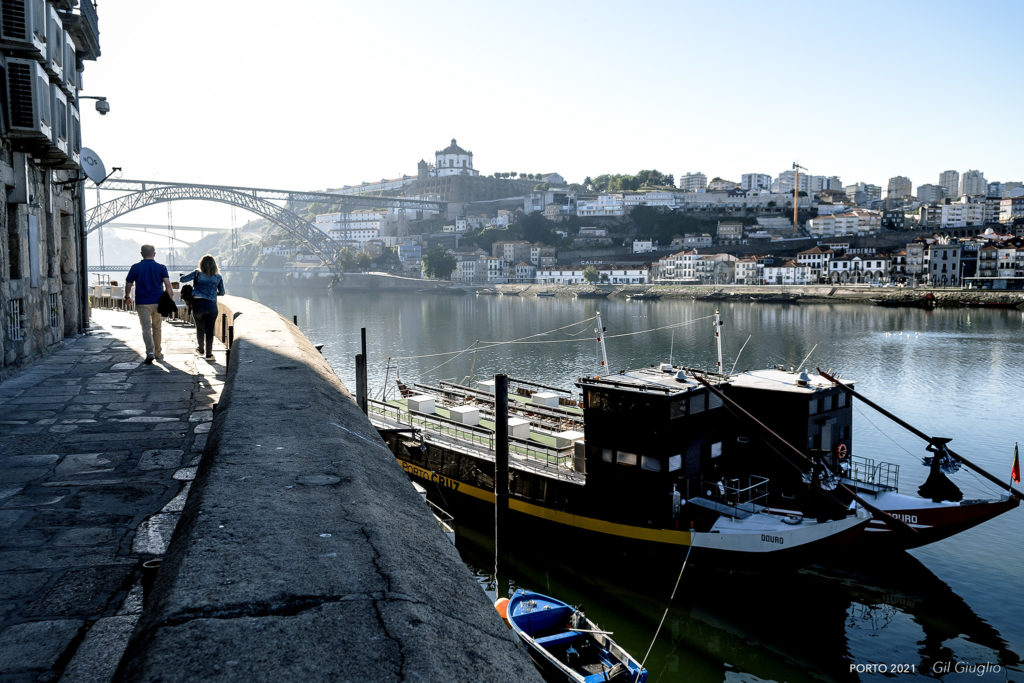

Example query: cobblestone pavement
[0,309,225,682]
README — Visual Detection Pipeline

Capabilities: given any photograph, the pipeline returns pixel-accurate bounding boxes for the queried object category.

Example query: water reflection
[456,520,1019,682]
[240,288,1024,678]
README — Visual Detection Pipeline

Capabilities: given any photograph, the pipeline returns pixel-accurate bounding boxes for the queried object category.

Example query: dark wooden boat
[721,366,1021,549]
[871,293,935,309]
[500,589,648,682]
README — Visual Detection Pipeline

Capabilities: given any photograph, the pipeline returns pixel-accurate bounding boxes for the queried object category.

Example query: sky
[80,0,1024,233]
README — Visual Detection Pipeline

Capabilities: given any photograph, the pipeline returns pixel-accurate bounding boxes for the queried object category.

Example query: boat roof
[728,368,854,394]
[578,366,725,397]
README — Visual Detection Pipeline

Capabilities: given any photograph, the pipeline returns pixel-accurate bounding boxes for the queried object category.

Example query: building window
[49,293,60,329]
[7,210,21,279]
[9,299,24,341]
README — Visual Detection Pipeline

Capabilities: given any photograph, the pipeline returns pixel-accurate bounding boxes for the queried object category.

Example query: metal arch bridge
[86,179,446,276]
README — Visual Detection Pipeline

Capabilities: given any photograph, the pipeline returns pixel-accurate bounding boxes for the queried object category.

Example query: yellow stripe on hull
[398,458,693,547]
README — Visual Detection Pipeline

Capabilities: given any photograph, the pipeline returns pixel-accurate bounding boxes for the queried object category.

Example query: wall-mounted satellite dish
[80,148,107,184]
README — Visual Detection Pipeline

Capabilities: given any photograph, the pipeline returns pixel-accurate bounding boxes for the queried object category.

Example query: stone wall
[1,155,87,378]
[115,295,536,681]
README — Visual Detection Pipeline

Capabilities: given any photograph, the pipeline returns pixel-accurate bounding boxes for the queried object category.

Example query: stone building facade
[1,1,101,375]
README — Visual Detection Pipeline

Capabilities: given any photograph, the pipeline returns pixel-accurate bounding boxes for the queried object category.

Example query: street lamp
[78,95,110,115]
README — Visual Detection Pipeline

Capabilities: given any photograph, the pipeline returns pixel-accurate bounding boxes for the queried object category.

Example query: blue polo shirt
[125,259,169,305]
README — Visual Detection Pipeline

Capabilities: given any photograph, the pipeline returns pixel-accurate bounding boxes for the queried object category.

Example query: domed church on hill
[418,139,479,179]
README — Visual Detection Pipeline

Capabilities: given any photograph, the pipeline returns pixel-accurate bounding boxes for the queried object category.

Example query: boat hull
[858,491,1019,549]
[506,590,648,683]
[393,455,869,567]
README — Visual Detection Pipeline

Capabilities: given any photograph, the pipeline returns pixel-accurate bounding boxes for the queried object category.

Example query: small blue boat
[498,589,648,682]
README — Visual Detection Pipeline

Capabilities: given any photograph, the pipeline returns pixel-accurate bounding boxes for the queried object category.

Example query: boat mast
[595,310,609,374]
[714,310,724,375]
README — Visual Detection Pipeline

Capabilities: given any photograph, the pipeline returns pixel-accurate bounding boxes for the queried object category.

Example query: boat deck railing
[721,474,770,507]
[845,454,899,492]
[369,398,582,482]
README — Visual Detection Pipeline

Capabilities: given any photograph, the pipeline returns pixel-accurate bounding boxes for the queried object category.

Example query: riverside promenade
[0,299,536,682]
[0,309,225,680]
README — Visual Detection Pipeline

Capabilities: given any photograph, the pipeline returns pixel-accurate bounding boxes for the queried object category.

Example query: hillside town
[276,139,1024,290]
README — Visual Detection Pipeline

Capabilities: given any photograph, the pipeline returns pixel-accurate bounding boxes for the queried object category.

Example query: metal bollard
[221,313,227,343]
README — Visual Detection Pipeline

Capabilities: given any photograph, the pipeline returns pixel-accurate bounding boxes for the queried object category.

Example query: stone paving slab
[0,309,225,682]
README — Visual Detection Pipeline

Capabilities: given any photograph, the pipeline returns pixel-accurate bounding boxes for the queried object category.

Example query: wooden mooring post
[494,373,509,596]
[355,328,368,415]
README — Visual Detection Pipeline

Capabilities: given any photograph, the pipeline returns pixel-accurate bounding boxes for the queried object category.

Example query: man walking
[124,244,175,364]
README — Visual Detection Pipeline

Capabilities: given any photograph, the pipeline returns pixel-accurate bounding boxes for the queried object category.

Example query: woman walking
[180,254,226,361]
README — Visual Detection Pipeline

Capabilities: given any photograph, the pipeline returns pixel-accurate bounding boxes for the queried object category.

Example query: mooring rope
[639,543,693,673]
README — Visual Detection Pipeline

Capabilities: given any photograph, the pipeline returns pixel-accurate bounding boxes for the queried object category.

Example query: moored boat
[870,292,935,309]
[720,366,1021,549]
[499,589,648,682]
[372,361,872,565]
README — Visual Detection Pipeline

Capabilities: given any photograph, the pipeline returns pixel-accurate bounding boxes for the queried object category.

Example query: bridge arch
[85,184,343,275]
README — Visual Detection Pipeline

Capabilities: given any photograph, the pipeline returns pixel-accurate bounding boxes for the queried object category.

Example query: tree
[582,265,599,284]
[513,213,556,245]
[422,246,456,280]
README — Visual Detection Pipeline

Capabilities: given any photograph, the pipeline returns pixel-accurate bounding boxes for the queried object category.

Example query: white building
[764,260,813,285]
[599,266,649,284]
[434,139,478,177]
[633,239,655,254]
[623,190,680,208]
[577,195,624,217]
[653,250,700,282]
[734,257,761,284]
[939,199,987,227]
[314,210,384,247]
[939,170,960,200]
[959,170,987,198]
[683,234,713,249]
[741,173,772,193]
[536,267,586,284]
[828,255,888,284]
[806,210,881,237]
[797,246,834,282]
[679,172,707,192]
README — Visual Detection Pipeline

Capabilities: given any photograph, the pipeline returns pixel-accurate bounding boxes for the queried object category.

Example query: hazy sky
[81,0,1023,230]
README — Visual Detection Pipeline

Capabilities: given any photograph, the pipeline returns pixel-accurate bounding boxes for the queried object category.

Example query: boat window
[617,451,638,466]
[808,400,817,415]
[602,448,614,463]
[690,393,706,414]
[641,455,662,472]
[824,395,833,411]
[668,454,682,471]
[711,442,722,458]
[670,398,687,419]
[709,393,722,409]
[838,393,846,407]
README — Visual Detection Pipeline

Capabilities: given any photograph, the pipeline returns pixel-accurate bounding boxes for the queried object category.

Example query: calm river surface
[245,286,1024,682]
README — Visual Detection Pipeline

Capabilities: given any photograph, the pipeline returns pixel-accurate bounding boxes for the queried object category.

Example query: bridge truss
[86,179,446,276]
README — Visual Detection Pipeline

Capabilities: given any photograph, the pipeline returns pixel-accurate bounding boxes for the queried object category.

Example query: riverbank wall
[114,295,536,681]
[490,283,1024,308]
[322,273,1024,308]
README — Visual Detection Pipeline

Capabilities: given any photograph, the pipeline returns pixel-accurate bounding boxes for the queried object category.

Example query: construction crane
[792,162,806,234]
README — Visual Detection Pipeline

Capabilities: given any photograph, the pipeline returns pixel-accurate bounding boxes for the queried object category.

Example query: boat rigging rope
[639,543,693,672]
[371,312,718,387]
[853,404,1002,496]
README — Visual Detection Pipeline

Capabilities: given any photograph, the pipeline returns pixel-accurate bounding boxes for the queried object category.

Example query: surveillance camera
[95,99,110,115]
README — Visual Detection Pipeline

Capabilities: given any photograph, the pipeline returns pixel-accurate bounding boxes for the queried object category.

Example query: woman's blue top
[181,270,225,302]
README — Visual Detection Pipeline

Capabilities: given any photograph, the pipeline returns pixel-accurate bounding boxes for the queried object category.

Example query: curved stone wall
[116,295,536,680]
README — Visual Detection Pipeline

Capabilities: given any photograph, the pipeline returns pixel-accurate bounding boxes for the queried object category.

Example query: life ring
[836,443,847,460]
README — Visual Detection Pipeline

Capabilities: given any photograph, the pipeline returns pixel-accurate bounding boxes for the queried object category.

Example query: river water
[243,286,1024,682]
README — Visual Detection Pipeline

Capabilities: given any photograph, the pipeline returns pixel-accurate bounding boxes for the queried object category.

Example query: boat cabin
[576,367,731,525]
